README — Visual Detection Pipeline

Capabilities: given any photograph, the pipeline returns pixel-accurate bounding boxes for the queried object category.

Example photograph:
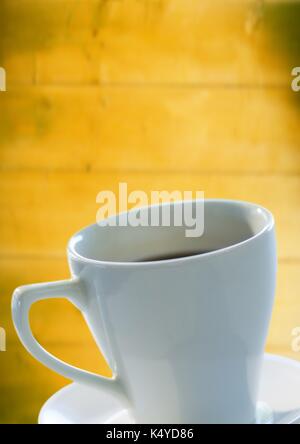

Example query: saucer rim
[38,353,300,425]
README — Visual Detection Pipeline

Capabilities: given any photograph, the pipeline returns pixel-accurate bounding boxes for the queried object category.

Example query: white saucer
[38,354,300,424]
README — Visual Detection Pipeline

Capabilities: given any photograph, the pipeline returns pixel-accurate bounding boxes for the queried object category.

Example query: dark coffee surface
[138,250,212,262]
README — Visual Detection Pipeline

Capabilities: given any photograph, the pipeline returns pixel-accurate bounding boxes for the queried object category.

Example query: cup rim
[67,198,275,268]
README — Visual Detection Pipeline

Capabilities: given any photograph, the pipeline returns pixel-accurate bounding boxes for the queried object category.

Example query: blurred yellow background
[0,0,300,423]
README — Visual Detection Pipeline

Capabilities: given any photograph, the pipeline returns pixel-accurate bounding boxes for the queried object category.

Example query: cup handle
[12,278,128,403]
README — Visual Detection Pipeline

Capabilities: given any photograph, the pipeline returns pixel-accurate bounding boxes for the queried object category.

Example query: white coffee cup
[12,199,276,423]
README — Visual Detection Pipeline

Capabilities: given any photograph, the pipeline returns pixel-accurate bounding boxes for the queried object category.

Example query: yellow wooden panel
[0,257,69,296]
[35,0,273,85]
[4,292,102,346]
[0,343,110,424]
[0,342,110,388]
[1,0,300,425]
[0,257,68,342]
[0,171,299,259]
[0,50,35,86]
[1,0,300,85]
[1,86,300,172]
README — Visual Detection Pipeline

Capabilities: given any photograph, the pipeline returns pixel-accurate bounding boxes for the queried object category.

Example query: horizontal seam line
[4,82,291,89]
[0,168,300,177]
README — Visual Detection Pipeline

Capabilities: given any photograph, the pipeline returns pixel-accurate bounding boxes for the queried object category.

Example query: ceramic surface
[39,355,300,424]
[12,200,276,423]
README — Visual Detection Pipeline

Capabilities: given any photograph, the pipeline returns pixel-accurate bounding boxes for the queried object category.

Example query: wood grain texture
[0,0,300,424]
[0,171,300,259]
[1,86,300,172]
[1,0,300,85]
[0,343,110,424]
